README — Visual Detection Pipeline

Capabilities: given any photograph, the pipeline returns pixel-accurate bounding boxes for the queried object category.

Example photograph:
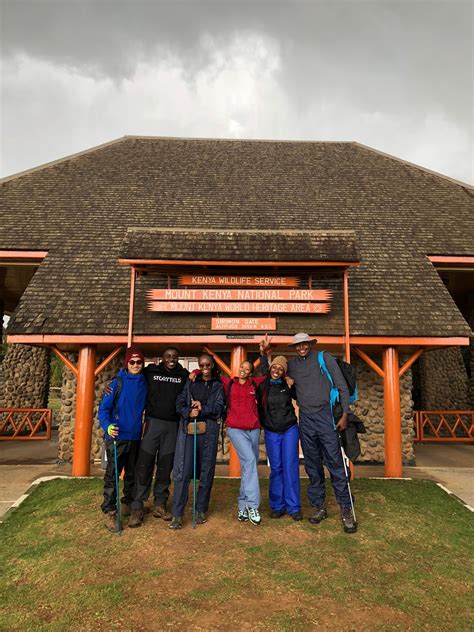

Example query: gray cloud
[1,0,472,182]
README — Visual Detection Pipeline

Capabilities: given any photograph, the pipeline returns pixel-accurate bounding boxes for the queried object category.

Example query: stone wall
[58,352,122,462]
[468,306,474,409]
[420,347,470,410]
[351,354,415,464]
[0,344,50,408]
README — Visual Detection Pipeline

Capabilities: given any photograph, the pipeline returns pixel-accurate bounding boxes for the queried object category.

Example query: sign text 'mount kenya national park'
[146,275,333,325]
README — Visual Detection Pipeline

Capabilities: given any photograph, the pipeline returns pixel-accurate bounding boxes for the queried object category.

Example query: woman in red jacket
[222,359,267,525]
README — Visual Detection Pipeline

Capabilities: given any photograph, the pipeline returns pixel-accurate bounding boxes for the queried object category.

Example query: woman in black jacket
[170,353,225,529]
[258,355,302,521]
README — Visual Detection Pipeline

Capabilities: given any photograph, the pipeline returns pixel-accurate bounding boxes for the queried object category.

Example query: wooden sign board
[212,318,276,331]
[147,288,332,301]
[148,301,330,314]
[178,275,300,287]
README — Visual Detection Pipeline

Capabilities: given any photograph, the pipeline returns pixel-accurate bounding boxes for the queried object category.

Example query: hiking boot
[290,511,303,522]
[120,503,131,517]
[340,506,357,533]
[169,516,183,530]
[153,504,172,521]
[237,508,249,522]
[270,509,286,519]
[247,507,261,526]
[196,512,207,524]
[105,511,118,532]
[308,506,328,524]
[128,509,144,528]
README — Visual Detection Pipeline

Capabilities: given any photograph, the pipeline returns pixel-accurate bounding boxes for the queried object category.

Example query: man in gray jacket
[286,332,356,533]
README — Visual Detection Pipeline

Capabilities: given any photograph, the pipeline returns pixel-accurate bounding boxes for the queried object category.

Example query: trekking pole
[192,418,197,529]
[113,440,122,534]
[337,432,357,524]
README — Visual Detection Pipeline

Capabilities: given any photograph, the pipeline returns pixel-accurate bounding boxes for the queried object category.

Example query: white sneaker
[247,507,261,526]
[237,508,249,522]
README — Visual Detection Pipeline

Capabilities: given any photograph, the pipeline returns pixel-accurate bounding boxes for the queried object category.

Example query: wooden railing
[0,408,52,440]
[413,411,474,443]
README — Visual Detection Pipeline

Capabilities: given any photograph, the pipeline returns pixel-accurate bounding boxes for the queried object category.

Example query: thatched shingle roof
[1,136,472,337]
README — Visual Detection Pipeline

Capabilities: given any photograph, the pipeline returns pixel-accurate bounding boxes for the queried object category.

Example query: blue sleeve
[98,379,117,432]
[201,383,225,419]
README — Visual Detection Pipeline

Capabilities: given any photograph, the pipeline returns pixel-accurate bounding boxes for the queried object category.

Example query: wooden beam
[0,250,48,260]
[399,348,424,377]
[383,347,402,477]
[127,266,136,347]
[353,347,384,378]
[202,345,231,376]
[428,255,474,265]
[118,258,360,267]
[343,269,350,362]
[229,345,247,477]
[94,346,123,377]
[72,345,97,476]
[8,334,470,347]
[50,345,78,377]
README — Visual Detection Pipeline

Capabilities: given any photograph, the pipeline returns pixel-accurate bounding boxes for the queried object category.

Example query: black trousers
[101,440,140,513]
[172,420,219,517]
[131,417,178,510]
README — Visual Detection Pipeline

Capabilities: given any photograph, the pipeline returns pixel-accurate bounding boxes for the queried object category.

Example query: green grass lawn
[0,478,473,631]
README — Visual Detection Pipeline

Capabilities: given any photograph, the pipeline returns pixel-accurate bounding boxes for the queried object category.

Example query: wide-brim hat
[289,332,317,346]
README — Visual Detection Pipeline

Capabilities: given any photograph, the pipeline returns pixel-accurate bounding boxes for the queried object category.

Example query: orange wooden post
[383,346,403,477]
[228,345,247,477]
[127,266,136,348]
[343,269,351,363]
[72,345,97,476]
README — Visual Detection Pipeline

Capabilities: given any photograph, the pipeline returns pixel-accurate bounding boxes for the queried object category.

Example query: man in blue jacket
[99,346,147,532]
[285,333,356,533]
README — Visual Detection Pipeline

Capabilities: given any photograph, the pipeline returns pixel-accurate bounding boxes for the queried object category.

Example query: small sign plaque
[211,318,276,331]
[148,288,331,301]
[178,275,300,287]
[148,301,330,313]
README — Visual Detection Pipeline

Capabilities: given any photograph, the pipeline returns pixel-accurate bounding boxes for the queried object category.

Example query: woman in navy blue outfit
[257,354,302,521]
[170,353,225,529]
[98,346,147,532]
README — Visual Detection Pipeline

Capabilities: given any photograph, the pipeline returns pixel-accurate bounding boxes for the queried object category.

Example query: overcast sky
[1,0,472,183]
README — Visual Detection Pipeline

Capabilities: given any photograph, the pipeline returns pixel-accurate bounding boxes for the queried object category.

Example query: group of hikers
[98,333,358,535]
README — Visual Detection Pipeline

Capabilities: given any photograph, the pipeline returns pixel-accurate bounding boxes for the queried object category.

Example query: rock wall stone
[58,352,122,462]
[351,354,415,464]
[420,347,469,410]
[468,307,474,409]
[0,344,50,408]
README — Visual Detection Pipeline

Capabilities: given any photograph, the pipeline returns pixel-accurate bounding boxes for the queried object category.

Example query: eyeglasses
[199,362,212,368]
[128,359,143,366]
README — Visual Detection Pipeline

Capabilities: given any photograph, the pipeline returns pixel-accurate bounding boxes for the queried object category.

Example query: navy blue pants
[264,424,301,515]
[299,406,351,509]
[172,420,220,517]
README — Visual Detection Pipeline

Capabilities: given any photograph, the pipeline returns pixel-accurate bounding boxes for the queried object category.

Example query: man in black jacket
[128,347,189,527]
